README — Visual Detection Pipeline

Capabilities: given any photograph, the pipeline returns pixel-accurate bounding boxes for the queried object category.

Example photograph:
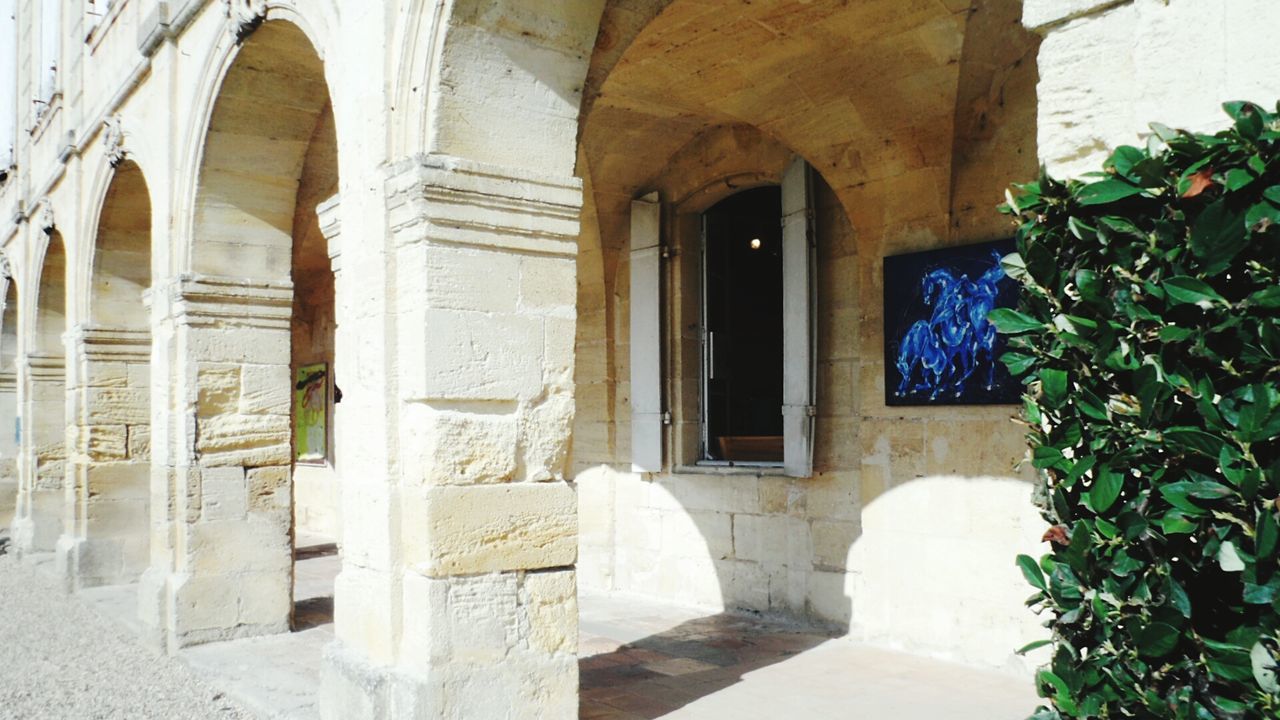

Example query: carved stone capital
[159,274,292,330]
[316,193,342,274]
[36,201,55,234]
[386,154,584,258]
[102,115,127,167]
[0,251,12,281]
[221,0,266,41]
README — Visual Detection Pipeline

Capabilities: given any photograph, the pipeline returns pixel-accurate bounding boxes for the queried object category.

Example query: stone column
[138,275,294,651]
[0,369,18,530]
[56,326,150,589]
[321,155,581,719]
[11,352,66,555]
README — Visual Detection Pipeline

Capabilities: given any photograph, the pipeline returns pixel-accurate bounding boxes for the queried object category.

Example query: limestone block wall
[155,277,295,647]
[290,101,339,542]
[0,374,15,530]
[58,327,151,588]
[571,0,1048,676]
[17,354,66,551]
[1025,0,1280,177]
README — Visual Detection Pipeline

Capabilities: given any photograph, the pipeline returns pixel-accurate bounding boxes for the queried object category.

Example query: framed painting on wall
[294,362,328,463]
[883,238,1021,406]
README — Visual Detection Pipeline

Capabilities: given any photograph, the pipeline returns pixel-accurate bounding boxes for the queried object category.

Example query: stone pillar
[56,326,150,589]
[321,155,581,719]
[11,352,66,554]
[138,275,294,651]
[0,369,18,530]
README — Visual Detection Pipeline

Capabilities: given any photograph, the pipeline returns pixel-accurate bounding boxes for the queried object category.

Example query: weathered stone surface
[407,309,544,402]
[194,413,290,467]
[85,425,129,461]
[401,405,518,486]
[197,364,241,416]
[84,388,149,425]
[522,570,577,655]
[126,425,151,460]
[238,364,290,415]
[404,483,577,577]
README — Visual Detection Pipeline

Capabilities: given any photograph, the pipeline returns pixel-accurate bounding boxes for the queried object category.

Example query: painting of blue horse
[883,239,1020,406]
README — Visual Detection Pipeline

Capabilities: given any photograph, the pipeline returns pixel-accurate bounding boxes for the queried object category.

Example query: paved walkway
[579,592,1038,719]
[12,534,1038,719]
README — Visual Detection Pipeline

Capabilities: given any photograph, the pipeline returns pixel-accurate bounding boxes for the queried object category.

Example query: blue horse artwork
[883,240,1020,406]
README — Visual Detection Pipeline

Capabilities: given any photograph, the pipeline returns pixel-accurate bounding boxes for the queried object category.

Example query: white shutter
[781,157,815,478]
[630,192,662,473]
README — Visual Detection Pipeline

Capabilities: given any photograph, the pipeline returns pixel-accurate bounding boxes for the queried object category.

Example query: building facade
[0,0,1276,717]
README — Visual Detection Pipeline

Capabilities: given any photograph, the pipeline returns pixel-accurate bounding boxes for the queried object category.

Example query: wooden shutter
[781,157,816,478]
[630,192,662,473]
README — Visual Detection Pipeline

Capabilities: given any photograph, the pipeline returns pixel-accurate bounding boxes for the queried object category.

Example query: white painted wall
[38,0,58,101]
[1028,0,1280,177]
[0,0,15,168]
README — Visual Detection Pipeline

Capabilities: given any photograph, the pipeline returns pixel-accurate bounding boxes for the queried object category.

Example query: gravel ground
[0,537,257,720]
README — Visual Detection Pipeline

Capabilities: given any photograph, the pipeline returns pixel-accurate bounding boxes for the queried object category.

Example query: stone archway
[0,269,18,531]
[139,18,340,651]
[56,160,153,589]
[570,0,1045,684]
[14,229,68,555]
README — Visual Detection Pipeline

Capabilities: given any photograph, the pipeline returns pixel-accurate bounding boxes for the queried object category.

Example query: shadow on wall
[578,462,1050,676]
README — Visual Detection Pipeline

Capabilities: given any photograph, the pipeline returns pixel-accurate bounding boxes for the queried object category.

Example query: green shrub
[995,102,1280,719]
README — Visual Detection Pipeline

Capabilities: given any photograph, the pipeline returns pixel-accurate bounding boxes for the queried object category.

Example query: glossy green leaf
[1089,470,1123,514]
[1018,554,1048,592]
[1078,178,1148,206]
[1162,276,1228,307]
[989,308,1045,334]
[1135,622,1180,657]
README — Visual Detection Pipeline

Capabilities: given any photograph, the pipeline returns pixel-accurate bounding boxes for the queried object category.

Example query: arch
[176,3,339,277]
[572,0,1045,676]
[16,227,69,554]
[1,269,17,372]
[0,273,18,530]
[35,230,66,356]
[89,160,151,328]
[190,20,332,280]
[56,158,155,588]
[422,0,607,175]
[158,15,342,643]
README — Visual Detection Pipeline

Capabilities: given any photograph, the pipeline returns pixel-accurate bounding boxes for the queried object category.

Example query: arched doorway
[58,160,153,589]
[16,229,67,553]
[140,18,340,649]
[571,2,1045,710]
[0,272,18,531]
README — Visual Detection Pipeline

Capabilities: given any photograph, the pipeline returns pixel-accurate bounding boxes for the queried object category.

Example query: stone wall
[290,101,339,542]
[573,125,1047,673]
[1026,0,1280,177]
[0,0,1276,716]
[571,0,1047,675]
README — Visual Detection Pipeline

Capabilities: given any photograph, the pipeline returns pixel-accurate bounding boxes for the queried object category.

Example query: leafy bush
[995,102,1280,719]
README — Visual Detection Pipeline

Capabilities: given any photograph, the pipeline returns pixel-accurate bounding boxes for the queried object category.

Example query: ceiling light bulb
[750,238,761,250]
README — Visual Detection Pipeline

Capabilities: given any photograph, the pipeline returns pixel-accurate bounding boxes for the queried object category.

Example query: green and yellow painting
[294,362,328,463]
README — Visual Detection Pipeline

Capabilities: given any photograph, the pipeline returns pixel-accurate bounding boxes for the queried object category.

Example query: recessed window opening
[701,186,784,464]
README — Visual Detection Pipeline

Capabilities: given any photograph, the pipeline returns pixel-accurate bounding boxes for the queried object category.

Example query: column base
[137,567,291,653]
[137,565,172,652]
[11,487,62,555]
[56,535,142,591]
[9,510,60,557]
[320,641,439,720]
